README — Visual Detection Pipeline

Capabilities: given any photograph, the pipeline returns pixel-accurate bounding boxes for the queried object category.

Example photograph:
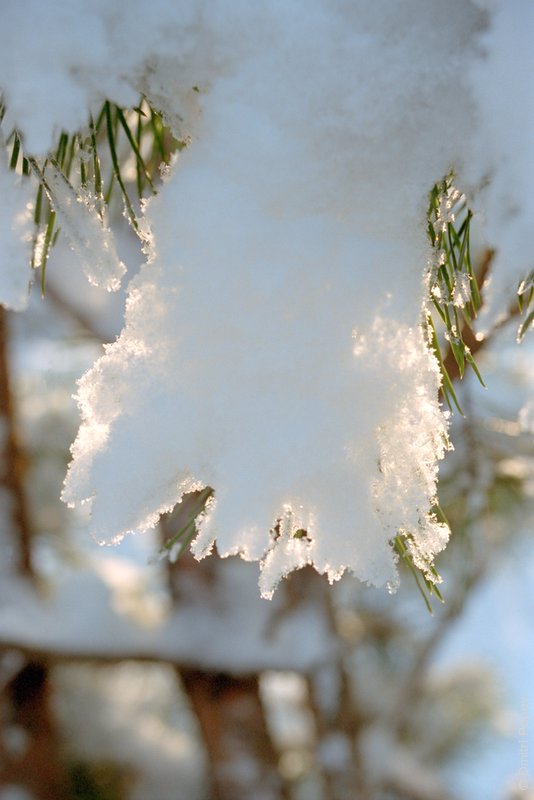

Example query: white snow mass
[1,0,532,594]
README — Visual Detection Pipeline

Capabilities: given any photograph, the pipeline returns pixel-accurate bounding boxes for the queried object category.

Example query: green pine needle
[393,533,444,614]
[160,488,214,558]
[105,101,139,231]
[2,95,183,291]
[426,177,484,401]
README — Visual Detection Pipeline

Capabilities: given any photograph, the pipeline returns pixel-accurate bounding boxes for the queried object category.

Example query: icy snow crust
[1,0,530,594]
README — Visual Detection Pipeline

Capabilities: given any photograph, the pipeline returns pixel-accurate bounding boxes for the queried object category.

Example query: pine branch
[1,97,184,290]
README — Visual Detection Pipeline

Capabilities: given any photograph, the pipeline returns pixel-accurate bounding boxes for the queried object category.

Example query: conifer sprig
[0,96,184,288]
[426,177,485,414]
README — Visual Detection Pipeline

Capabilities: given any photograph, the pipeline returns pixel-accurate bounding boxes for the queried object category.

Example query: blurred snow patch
[0,156,33,311]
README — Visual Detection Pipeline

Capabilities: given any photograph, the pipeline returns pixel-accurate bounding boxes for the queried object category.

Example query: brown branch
[0,310,72,798]
[180,668,289,800]
[0,307,33,575]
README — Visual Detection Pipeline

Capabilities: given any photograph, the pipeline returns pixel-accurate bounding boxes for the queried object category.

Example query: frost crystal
[453,273,472,309]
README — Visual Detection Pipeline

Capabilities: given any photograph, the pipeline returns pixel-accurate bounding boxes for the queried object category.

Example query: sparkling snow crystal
[1,0,530,594]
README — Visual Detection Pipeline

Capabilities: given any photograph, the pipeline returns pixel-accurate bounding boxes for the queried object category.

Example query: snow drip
[57,0,499,595]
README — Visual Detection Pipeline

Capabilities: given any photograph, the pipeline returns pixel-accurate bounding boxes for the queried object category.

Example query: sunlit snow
[0,0,532,594]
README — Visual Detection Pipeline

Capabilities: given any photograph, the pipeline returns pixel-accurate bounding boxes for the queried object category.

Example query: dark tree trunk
[162,500,288,800]
[180,667,287,800]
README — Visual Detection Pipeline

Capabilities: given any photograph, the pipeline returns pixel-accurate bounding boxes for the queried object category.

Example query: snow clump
[1,0,531,595]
